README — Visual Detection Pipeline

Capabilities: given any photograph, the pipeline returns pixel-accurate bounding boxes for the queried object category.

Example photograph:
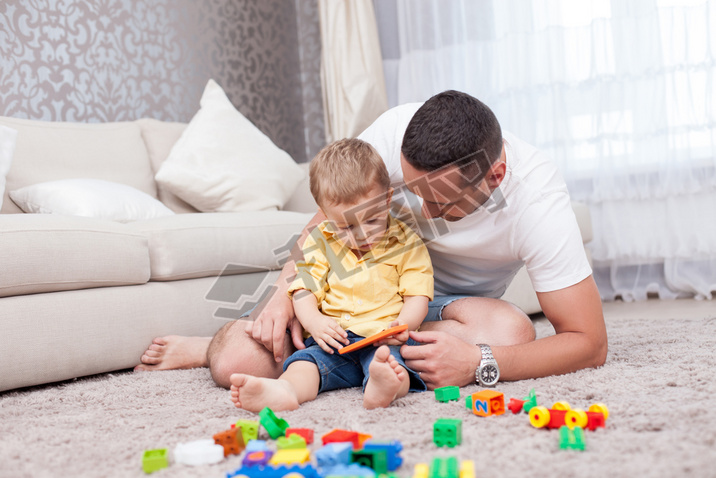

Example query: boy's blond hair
[309,138,390,207]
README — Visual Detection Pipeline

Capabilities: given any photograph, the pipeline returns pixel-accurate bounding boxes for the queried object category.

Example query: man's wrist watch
[476,344,500,387]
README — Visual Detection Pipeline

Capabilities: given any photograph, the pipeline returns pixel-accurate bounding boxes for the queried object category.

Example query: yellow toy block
[460,460,475,478]
[235,419,259,443]
[269,448,311,465]
[413,463,429,478]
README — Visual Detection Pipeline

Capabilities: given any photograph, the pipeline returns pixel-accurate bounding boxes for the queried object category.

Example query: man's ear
[486,157,506,189]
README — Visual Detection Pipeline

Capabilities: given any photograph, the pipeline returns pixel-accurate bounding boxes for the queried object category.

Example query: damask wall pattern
[0,0,325,162]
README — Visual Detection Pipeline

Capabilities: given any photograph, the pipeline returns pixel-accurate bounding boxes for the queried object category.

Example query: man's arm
[245,210,327,362]
[401,275,607,388]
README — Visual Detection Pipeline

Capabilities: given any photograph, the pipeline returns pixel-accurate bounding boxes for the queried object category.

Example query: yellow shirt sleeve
[287,228,330,304]
[396,229,434,300]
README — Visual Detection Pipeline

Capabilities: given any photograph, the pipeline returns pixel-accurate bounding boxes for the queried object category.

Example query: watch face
[480,364,499,385]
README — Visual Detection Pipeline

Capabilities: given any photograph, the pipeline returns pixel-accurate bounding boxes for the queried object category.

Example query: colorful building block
[323,463,376,477]
[173,439,224,466]
[507,397,526,414]
[434,386,460,402]
[433,418,462,448]
[413,463,430,478]
[522,388,538,413]
[227,464,321,478]
[286,427,314,444]
[269,448,311,465]
[213,427,245,457]
[321,429,372,449]
[235,419,260,443]
[245,439,270,452]
[277,433,307,450]
[459,460,475,478]
[242,450,274,466]
[315,442,353,469]
[351,449,388,473]
[258,407,289,439]
[465,390,505,416]
[362,440,403,470]
[142,448,169,474]
[529,405,607,431]
[559,425,586,451]
[430,456,459,478]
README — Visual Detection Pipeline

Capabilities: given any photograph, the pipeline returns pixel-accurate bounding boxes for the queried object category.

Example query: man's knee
[440,297,536,346]
[207,320,291,389]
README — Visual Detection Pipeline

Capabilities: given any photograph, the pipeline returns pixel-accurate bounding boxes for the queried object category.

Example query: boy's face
[321,183,392,255]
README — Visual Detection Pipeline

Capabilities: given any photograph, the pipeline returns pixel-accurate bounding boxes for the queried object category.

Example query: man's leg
[207,320,296,389]
[420,297,536,345]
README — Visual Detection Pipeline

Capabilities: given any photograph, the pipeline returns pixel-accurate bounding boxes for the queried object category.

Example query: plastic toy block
[363,440,403,470]
[213,427,246,457]
[507,397,526,414]
[245,439,270,452]
[351,449,388,473]
[459,460,475,478]
[530,406,607,431]
[466,390,505,416]
[269,448,311,465]
[227,464,321,478]
[433,418,462,448]
[142,448,169,474]
[277,433,307,449]
[322,429,371,449]
[174,439,225,466]
[522,388,538,413]
[242,450,274,466]
[413,463,430,478]
[434,386,460,403]
[286,427,314,444]
[339,324,408,354]
[559,425,586,451]
[429,456,459,478]
[259,407,290,439]
[323,463,377,477]
[235,419,260,443]
[315,442,353,468]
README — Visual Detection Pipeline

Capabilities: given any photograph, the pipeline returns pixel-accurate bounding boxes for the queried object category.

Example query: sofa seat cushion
[127,211,314,281]
[0,215,151,297]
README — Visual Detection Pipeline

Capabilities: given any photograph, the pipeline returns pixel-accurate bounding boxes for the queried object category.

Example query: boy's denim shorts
[283,331,426,394]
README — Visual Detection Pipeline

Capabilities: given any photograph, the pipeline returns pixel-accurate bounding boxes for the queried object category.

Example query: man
[136,90,607,389]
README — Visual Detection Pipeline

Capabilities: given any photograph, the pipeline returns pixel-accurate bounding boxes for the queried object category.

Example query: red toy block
[322,429,372,450]
[213,428,246,457]
[286,428,314,444]
[508,398,526,414]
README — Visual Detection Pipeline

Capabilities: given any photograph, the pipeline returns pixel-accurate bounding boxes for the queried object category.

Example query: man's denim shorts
[283,331,426,394]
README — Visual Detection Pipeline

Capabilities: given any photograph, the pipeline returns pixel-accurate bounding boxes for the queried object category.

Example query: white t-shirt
[359,103,591,297]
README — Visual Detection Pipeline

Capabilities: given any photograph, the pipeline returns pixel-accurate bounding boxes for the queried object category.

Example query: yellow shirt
[288,214,434,337]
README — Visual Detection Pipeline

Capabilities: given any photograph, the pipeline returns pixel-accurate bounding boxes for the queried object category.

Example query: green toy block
[277,433,307,450]
[235,419,259,443]
[429,456,459,478]
[522,388,538,413]
[434,386,460,403]
[259,407,289,439]
[559,425,586,451]
[351,449,389,473]
[142,448,169,474]
[433,418,462,448]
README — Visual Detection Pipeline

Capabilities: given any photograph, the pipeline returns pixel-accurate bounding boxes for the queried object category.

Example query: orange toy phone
[338,324,409,355]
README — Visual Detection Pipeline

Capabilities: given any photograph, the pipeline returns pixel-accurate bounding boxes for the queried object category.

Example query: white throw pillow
[155,79,305,212]
[9,179,175,223]
[0,124,18,210]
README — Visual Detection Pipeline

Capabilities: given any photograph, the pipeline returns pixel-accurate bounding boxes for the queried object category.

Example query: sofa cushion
[126,211,314,281]
[0,116,157,214]
[0,214,151,297]
[154,79,305,213]
[10,179,175,223]
[135,118,198,214]
[0,124,17,211]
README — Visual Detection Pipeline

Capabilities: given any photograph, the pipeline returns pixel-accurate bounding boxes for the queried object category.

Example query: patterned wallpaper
[0,0,324,162]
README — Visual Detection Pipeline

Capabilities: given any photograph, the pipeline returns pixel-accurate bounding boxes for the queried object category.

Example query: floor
[601,297,715,320]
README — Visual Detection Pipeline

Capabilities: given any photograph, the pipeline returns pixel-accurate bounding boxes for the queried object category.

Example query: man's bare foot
[363,345,409,409]
[134,336,211,371]
[229,373,299,413]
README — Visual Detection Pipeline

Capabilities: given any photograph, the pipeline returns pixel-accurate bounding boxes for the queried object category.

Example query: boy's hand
[304,314,350,354]
[374,320,410,346]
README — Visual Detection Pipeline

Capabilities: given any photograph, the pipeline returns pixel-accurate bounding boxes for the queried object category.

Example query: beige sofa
[0,115,592,393]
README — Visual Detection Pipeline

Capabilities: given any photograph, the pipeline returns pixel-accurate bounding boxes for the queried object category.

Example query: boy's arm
[292,289,349,354]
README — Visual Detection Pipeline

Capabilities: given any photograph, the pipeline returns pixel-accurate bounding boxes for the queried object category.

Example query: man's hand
[302,314,349,354]
[245,291,305,363]
[374,320,410,346]
[400,330,481,390]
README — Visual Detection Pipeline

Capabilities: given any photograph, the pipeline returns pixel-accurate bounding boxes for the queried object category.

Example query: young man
[136,90,607,390]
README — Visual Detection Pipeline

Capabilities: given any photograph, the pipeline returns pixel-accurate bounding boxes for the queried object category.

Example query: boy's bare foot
[134,336,211,371]
[229,373,300,413]
[363,345,409,409]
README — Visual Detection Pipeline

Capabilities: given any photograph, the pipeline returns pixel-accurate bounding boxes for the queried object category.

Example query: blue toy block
[322,463,376,477]
[227,464,321,478]
[362,440,403,471]
[315,442,353,469]
[245,439,270,452]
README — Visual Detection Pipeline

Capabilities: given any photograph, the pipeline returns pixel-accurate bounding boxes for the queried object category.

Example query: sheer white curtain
[374,0,716,300]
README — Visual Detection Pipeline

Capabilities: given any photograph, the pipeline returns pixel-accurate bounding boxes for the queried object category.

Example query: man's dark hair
[401,90,503,185]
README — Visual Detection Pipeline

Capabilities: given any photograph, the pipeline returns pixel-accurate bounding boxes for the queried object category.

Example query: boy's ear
[386,187,394,205]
